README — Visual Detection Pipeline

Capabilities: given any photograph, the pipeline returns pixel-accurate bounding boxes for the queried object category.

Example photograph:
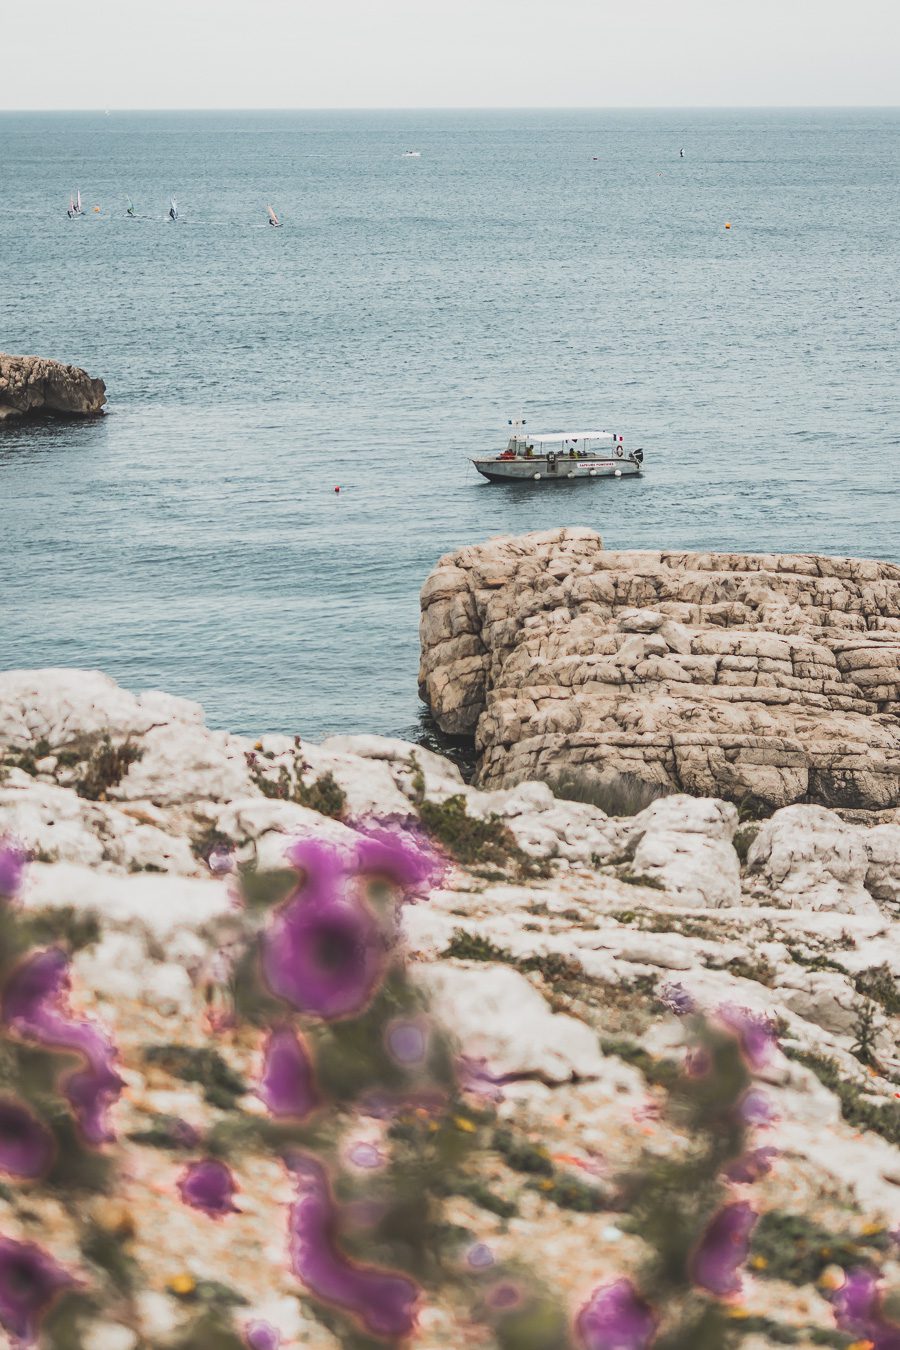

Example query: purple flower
[385,1018,429,1067]
[207,845,234,876]
[287,1154,419,1339]
[829,1267,900,1347]
[2,948,122,1144]
[244,1320,280,1350]
[576,1278,657,1350]
[691,1201,757,1298]
[659,983,695,1016]
[456,1056,506,1103]
[738,1088,776,1127]
[354,822,444,901]
[723,1146,778,1184]
[0,1097,55,1179]
[346,1142,385,1170]
[487,1282,524,1311]
[259,1026,319,1120]
[0,840,27,899]
[467,1243,495,1270]
[717,1004,777,1072]
[0,1237,76,1345]
[177,1159,239,1218]
[263,841,388,1019]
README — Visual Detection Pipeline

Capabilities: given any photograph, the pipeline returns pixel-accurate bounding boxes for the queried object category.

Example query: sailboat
[679,147,685,159]
[168,197,178,222]
[125,197,136,218]
[75,189,83,215]
[267,205,282,228]
[66,194,77,219]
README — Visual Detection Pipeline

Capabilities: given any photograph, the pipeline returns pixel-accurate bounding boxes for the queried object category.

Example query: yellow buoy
[93,206,101,213]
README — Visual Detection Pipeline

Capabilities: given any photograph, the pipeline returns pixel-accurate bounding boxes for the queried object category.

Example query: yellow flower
[750,1255,768,1270]
[453,1116,477,1133]
[726,1306,749,1320]
[168,1274,196,1296]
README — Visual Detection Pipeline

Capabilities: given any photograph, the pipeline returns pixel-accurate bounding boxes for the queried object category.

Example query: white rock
[865,824,900,907]
[626,794,739,845]
[747,805,878,915]
[320,733,465,798]
[83,1325,138,1350]
[630,832,741,909]
[415,960,605,1082]
[134,1291,181,1340]
[23,862,234,941]
[300,743,411,818]
[0,668,203,750]
[0,779,106,868]
[113,722,253,805]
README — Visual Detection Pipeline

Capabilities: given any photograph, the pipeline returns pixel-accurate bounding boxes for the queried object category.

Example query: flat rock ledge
[0,351,106,420]
[419,528,900,811]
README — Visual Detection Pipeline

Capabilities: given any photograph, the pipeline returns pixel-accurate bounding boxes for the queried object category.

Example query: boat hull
[472,456,642,482]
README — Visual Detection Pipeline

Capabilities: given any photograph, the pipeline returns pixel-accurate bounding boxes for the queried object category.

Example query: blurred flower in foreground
[385,1017,430,1068]
[178,1158,239,1218]
[243,1319,281,1350]
[1,947,122,1144]
[659,982,694,1016]
[354,821,444,901]
[717,1004,777,1071]
[691,1201,758,1297]
[576,1278,657,1350]
[830,1267,900,1348]
[259,1025,319,1120]
[0,1097,54,1179]
[287,1153,419,1339]
[0,839,27,899]
[0,1237,76,1345]
[724,1146,778,1184]
[263,841,388,1019]
[738,1088,776,1127]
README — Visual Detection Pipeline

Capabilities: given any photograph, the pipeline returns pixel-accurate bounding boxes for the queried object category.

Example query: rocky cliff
[419,528,900,811]
[0,352,106,420]
[2,668,900,1347]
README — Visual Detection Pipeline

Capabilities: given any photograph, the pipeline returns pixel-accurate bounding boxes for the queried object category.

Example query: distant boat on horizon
[168,197,178,221]
[267,204,282,228]
[67,189,83,219]
[402,149,421,158]
[125,197,136,218]
[680,147,685,158]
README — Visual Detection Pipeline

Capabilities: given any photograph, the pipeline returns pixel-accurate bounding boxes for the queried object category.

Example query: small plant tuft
[549,771,670,818]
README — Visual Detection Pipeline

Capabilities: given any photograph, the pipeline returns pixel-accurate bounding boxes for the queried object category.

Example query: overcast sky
[3,0,899,110]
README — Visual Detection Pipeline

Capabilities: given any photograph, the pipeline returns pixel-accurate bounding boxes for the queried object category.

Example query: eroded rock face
[419,530,900,811]
[0,352,106,419]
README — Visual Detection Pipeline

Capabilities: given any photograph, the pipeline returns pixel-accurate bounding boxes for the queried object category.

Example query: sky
[3,0,899,110]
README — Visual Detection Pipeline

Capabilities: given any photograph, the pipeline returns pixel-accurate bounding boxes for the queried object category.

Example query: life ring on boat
[615,445,624,458]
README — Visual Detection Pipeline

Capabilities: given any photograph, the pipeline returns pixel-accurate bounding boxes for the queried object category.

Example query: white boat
[168,197,178,221]
[471,420,644,483]
[402,149,421,158]
[267,204,282,228]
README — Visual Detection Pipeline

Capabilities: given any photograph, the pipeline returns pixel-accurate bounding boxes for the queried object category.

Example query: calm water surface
[1,109,898,738]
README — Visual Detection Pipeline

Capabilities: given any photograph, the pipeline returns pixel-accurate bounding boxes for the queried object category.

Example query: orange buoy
[725,222,732,230]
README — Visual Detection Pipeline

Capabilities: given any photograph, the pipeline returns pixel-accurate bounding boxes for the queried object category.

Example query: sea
[1,109,898,743]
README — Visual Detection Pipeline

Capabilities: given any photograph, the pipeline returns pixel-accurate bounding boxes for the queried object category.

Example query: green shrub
[750,1209,886,1286]
[549,771,670,818]
[419,794,547,877]
[75,736,143,800]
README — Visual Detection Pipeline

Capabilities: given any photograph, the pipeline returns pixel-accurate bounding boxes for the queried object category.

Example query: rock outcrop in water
[419,528,900,811]
[3,667,900,1345]
[0,352,106,420]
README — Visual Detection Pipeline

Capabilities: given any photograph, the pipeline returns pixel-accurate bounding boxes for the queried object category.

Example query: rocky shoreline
[420,528,900,814]
[0,353,106,421]
[2,666,900,1347]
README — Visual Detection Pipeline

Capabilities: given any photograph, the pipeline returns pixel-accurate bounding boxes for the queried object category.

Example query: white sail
[75,189,82,213]
[168,197,178,220]
[267,204,280,226]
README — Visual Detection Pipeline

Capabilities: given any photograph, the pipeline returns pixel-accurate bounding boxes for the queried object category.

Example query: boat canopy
[511,431,616,443]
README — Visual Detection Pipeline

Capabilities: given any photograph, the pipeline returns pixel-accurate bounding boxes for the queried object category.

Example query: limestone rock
[0,352,106,419]
[745,805,878,915]
[419,532,900,811]
[415,961,606,1083]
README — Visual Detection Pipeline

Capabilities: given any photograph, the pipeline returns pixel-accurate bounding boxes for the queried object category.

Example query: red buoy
[334,486,341,494]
